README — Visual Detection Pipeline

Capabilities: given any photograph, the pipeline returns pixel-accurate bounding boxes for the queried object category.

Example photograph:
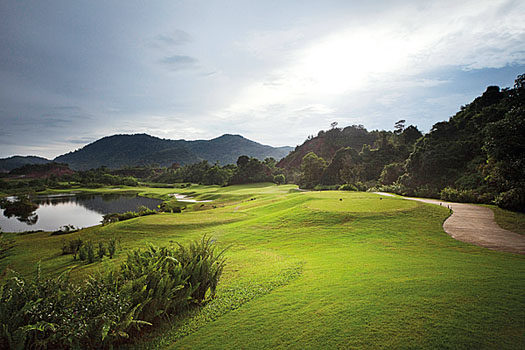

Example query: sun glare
[296,29,418,94]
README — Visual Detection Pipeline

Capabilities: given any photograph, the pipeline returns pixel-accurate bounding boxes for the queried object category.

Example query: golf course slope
[2,184,524,350]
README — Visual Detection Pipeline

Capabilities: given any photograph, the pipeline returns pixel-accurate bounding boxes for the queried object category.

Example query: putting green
[303,191,419,213]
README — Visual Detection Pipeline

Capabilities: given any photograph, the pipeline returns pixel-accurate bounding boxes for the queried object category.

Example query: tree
[273,174,285,185]
[319,147,360,185]
[330,121,338,129]
[263,157,277,169]
[237,155,250,168]
[394,120,406,135]
[202,165,231,186]
[300,152,327,189]
[229,157,273,185]
[379,162,404,185]
[401,125,422,145]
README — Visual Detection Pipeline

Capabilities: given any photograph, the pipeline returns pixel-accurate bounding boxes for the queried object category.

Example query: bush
[120,246,191,324]
[86,242,96,263]
[413,185,440,199]
[370,182,409,196]
[159,200,183,213]
[175,235,227,302]
[0,267,137,350]
[339,183,357,191]
[61,238,83,260]
[79,245,87,261]
[98,242,106,259]
[0,236,227,350]
[101,209,158,225]
[440,187,494,204]
[108,238,117,259]
[313,184,339,191]
[495,188,525,212]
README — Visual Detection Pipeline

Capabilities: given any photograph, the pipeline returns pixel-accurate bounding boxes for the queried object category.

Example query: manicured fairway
[2,184,524,349]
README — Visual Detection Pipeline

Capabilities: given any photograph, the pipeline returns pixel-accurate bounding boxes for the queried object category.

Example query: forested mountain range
[32,134,292,170]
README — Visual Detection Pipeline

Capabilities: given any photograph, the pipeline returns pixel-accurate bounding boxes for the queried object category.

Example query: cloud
[160,55,199,71]
[155,30,192,46]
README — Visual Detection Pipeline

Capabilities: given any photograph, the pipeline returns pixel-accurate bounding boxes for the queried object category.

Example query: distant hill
[0,156,51,173]
[54,133,292,170]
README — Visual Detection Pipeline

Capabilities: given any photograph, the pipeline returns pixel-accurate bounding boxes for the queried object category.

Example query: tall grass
[0,235,226,350]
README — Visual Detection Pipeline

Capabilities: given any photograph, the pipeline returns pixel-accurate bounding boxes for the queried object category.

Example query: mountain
[187,134,293,166]
[0,156,51,173]
[54,133,293,170]
[276,125,378,170]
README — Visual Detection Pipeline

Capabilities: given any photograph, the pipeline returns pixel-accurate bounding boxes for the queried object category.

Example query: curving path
[374,192,525,254]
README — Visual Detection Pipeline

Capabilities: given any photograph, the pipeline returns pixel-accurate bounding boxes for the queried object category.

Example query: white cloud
[214,0,525,131]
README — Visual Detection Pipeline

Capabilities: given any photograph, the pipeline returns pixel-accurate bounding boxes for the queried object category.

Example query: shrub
[339,183,357,191]
[370,182,409,196]
[0,267,137,350]
[98,242,106,259]
[413,185,440,199]
[120,245,191,324]
[495,188,525,212]
[175,235,227,302]
[86,242,96,263]
[313,184,339,191]
[440,187,495,204]
[79,245,87,261]
[61,238,83,260]
[108,238,117,259]
[0,236,227,349]
[101,209,158,225]
[159,201,183,213]
[101,213,119,225]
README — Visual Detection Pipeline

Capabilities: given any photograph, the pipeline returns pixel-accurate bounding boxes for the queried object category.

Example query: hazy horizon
[1,0,524,158]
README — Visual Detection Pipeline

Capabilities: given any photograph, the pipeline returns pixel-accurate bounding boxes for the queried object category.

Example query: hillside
[279,74,524,211]
[0,156,51,173]
[400,76,525,210]
[54,133,292,170]
[276,125,377,169]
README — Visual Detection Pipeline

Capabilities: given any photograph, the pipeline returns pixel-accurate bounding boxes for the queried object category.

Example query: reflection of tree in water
[31,193,162,215]
[0,196,39,225]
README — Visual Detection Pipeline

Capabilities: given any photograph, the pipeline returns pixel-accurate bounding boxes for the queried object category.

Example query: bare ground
[374,192,525,254]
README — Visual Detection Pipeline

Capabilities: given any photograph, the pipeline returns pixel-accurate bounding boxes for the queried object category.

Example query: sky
[1,0,524,159]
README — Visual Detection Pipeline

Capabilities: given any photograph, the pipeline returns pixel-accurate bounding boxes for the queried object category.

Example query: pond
[0,193,163,233]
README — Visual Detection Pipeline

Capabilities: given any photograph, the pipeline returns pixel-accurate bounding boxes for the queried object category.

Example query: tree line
[292,74,525,211]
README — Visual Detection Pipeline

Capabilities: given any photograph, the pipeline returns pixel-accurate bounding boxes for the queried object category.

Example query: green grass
[490,205,525,235]
[1,184,524,349]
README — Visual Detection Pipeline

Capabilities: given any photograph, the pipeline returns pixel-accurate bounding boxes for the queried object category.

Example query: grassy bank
[1,184,524,349]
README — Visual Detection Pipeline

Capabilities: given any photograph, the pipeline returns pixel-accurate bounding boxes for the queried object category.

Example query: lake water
[0,193,163,233]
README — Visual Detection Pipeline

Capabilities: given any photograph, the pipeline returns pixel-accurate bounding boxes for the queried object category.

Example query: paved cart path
[374,192,525,254]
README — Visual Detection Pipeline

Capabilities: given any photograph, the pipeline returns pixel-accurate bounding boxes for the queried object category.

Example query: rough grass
[2,184,525,349]
[490,205,525,235]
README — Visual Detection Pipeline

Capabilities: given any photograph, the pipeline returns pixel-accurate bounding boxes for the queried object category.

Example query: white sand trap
[169,193,212,203]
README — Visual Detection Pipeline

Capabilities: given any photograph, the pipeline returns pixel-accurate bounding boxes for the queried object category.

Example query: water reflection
[0,193,162,232]
[0,197,39,225]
